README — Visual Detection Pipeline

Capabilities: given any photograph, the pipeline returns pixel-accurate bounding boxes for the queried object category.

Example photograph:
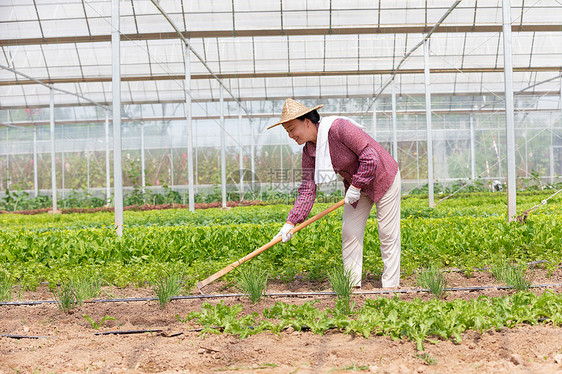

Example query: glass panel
[2,3,36,22]
[41,17,89,38]
[133,14,182,33]
[38,3,85,21]
[282,0,330,11]
[235,11,281,30]
[0,20,42,39]
[86,17,112,36]
[519,3,562,24]
[184,0,232,13]
[184,13,232,32]
[281,10,330,28]
[82,1,111,22]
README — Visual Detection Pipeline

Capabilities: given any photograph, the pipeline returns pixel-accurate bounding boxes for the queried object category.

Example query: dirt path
[1,270,562,373]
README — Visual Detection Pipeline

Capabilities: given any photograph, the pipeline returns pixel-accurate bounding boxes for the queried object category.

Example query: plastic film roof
[1,0,562,111]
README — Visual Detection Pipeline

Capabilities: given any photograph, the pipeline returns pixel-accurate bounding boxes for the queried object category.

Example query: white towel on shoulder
[314,116,364,185]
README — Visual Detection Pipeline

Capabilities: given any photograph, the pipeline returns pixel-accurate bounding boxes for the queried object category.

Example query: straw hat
[267,98,323,130]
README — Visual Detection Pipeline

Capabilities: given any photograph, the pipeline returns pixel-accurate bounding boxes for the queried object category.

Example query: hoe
[196,199,345,294]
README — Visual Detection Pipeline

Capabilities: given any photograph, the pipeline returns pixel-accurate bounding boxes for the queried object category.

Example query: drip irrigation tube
[94,329,189,337]
[1,283,561,307]
[1,334,50,339]
[94,329,163,336]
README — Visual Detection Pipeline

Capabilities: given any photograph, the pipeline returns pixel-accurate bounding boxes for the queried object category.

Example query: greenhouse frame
[1,0,562,232]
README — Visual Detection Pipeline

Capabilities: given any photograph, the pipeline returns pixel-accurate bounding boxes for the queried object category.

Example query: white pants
[341,170,401,288]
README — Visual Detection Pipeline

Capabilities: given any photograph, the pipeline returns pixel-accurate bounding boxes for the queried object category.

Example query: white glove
[345,185,361,205]
[275,223,294,243]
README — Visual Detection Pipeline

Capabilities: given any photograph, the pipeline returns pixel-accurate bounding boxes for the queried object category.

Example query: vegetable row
[1,213,560,288]
[1,190,559,231]
[182,291,562,351]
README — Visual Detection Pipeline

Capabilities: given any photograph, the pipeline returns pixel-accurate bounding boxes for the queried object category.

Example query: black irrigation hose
[94,329,198,337]
[94,329,163,336]
[0,300,57,306]
[1,334,50,339]
[1,283,562,307]
[1,329,187,340]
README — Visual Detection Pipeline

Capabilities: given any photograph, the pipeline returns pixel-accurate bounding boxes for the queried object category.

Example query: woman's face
[283,118,317,145]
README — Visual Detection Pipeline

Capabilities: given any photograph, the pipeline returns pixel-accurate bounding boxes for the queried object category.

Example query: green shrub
[152,273,183,308]
[491,261,533,291]
[236,265,269,304]
[53,284,79,313]
[327,266,358,314]
[71,270,102,303]
[0,269,12,302]
[417,266,447,298]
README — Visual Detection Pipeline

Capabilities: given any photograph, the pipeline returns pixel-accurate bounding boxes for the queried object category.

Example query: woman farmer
[271,98,401,288]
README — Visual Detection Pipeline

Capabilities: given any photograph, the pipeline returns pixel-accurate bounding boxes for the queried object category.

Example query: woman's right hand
[274,222,294,242]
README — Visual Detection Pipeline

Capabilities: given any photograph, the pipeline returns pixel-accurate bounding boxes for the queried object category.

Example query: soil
[1,269,562,374]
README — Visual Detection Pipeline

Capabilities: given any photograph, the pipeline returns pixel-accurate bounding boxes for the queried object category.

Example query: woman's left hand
[345,185,361,205]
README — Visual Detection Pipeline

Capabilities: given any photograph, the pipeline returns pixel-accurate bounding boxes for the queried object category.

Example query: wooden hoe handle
[196,199,345,293]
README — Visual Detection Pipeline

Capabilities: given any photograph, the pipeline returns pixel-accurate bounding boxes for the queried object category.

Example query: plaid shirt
[287,118,399,225]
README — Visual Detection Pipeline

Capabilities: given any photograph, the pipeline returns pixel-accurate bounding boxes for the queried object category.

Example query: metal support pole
[105,110,111,202]
[424,38,435,207]
[112,0,124,235]
[525,121,529,178]
[470,114,476,180]
[502,0,517,221]
[86,151,90,190]
[250,119,256,190]
[49,89,57,212]
[550,76,562,183]
[33,125,38,197]
[238,108,244,200]
[416,138,420,185]
[4,127,7,189]
[140,123,145,192]
[391,78,398,162]
[416,116,420,187]
[0,145,3,189]
[61,127,65,199]
[185,44,195,212]
[550,145,555,185]
[86,125,90,190]
[220,87,227,208]
[169,127,174,187]
[496,129,502,179]
[372,101,377,139]
[195,124,199,195]
[550,119,554,185]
